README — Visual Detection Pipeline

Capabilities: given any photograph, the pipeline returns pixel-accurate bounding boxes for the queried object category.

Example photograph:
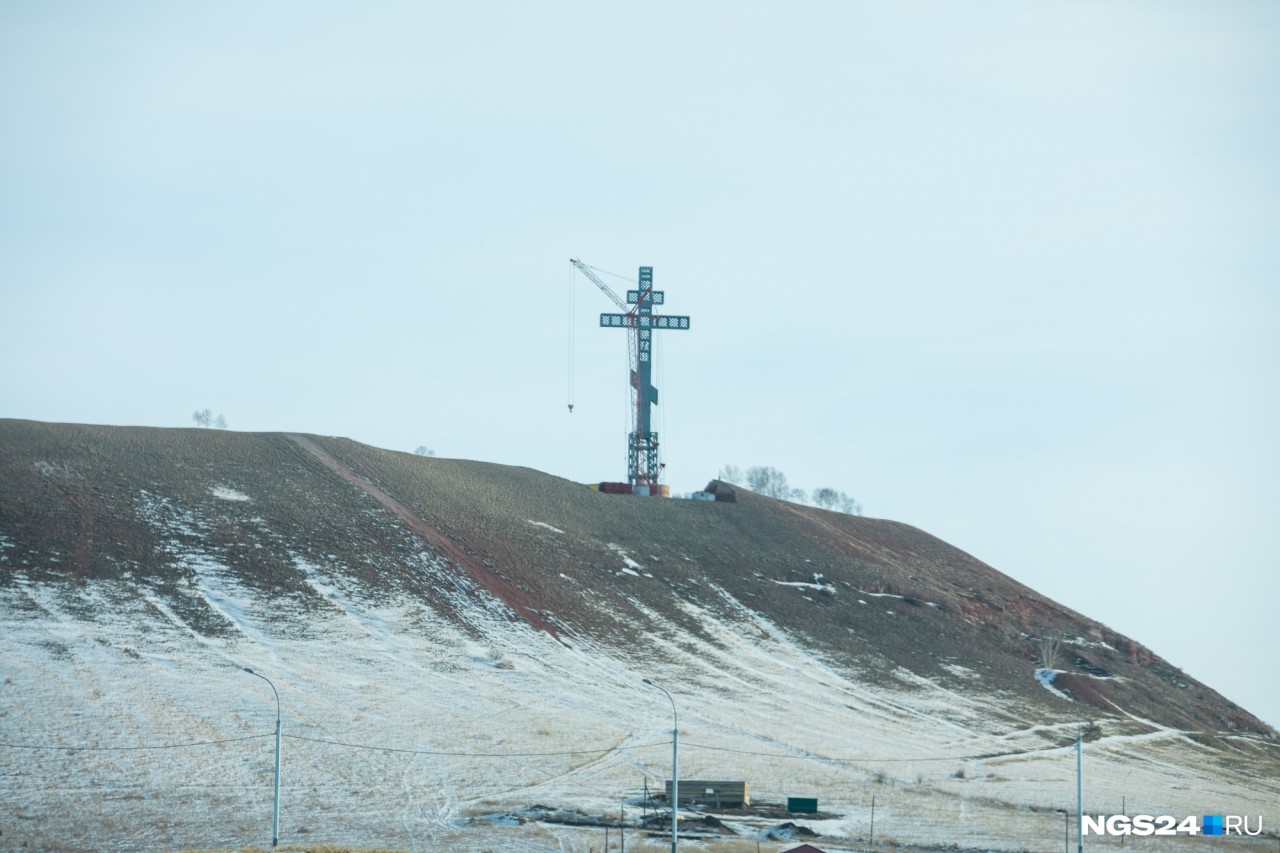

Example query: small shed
[782,845,829,853]
[787,796,818,814]
[664,780,749,808]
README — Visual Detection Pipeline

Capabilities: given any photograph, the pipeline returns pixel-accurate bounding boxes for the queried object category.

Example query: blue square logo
[1203,815,1224,836]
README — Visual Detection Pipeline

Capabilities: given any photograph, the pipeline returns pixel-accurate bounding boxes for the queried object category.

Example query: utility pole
[870,793,876,849]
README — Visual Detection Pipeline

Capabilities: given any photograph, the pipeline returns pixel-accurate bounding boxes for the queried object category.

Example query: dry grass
[169,830,830,853]
[176,848,411,853]
[1,417,1273,740]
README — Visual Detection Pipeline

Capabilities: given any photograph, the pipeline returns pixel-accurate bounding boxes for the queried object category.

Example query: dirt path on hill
[285,433,563,643]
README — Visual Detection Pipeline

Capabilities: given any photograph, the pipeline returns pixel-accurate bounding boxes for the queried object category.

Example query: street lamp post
[1072,698,1083,853]
[643,678,678,853]
[244,667,281,848]
[1076,723,1083,853]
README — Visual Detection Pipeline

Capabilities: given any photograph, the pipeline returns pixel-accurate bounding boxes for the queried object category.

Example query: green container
[788,797,818,814]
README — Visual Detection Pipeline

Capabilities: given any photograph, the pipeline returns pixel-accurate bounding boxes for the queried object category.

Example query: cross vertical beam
[597,266,691,486]
[632,266,657,486]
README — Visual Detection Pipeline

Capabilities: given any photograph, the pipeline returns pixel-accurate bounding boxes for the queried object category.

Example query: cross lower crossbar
[600,314,691,329]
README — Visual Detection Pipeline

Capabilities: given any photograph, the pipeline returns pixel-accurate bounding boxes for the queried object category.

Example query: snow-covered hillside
[1,421,1276,852]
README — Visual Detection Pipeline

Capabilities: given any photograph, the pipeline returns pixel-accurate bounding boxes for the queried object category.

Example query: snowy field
[2,515,1277,852]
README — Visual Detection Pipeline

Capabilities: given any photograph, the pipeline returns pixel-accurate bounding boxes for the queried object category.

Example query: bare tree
[838,494,863,516]
[717,464,742,485]
[729,466,863,512]
[1039,636,1061,670]
[746,466,793,499]
[414,446,436,457]
[192,409,213,428]
[813,487,862,515]
[813,487,839,510]
[214,414,228,430]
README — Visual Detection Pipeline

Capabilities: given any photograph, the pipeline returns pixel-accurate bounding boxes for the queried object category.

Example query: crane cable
[567,264,576,413]
[659,317,667,478]
[581,261,632,283]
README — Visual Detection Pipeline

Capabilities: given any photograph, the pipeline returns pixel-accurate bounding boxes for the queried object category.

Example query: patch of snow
[771,580,833,593]
[211,485,251,502]
[1034,668,1073,702]
[1034,668,1059,688]
[1066,636,1116,651]
[527,520,564,534]
[34,460,78,480]
[858,589,905,599]
[136,489,208,541]
[606,543,643,571]
[942,663,978,679]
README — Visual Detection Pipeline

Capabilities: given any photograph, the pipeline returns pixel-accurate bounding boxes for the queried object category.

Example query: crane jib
[627,289,665,305]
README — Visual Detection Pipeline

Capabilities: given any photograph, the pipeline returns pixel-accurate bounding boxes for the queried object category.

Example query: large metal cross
[599,266,691,486]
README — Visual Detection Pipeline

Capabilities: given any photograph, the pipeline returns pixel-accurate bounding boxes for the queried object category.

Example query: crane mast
[570,259,691,489]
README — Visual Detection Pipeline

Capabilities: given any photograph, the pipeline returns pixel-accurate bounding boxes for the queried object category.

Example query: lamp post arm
[243,668,280,720]
[649,682,677,728]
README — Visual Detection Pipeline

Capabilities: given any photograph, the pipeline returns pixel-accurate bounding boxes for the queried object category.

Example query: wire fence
[3,727,1276,852]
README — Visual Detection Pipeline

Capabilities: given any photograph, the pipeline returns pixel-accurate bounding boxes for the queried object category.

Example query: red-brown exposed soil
[285,433,563,642]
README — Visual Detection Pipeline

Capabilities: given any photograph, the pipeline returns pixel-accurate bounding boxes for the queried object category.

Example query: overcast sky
[3,2,1277,728]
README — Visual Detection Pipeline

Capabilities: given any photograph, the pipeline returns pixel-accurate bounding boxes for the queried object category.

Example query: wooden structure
[663,780,749,808]
[703,481,738,503]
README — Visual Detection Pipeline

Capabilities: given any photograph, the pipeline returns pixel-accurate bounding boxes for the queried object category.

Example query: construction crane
[569,259,691,489]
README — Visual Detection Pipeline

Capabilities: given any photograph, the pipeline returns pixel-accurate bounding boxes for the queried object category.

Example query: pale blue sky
[3,2,1278,727]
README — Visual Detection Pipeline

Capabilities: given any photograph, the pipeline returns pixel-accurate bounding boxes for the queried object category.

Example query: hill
[1,419,1276,852]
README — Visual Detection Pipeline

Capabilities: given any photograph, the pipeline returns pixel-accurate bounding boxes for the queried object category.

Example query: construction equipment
[569,259,691,489]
